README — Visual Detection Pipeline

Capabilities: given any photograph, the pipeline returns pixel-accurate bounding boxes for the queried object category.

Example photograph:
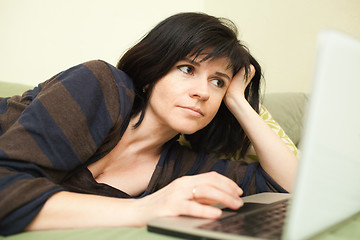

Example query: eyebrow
[183,58,231,81]
[215,72,231,82]
[184,57,200,66]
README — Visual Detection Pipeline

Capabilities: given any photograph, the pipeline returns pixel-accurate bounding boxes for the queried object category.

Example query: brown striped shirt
[0,60,285,235]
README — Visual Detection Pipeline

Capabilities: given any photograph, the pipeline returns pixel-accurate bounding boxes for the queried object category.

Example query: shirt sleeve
[183,152,287,196]
[0,60,134,235]
[223,159,287,196]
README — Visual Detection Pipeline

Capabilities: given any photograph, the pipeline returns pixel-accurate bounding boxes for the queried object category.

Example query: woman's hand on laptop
[135,171,243,225]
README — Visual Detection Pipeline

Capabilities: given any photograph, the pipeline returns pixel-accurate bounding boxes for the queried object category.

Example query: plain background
[1,0,359,93]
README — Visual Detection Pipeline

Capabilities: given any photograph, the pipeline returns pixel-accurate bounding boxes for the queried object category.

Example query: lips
[179,106,204,117]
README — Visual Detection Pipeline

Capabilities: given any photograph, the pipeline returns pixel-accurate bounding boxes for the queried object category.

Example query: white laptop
[147,30,360,240]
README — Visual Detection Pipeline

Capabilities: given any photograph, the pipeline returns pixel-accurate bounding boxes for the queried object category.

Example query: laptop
[147,29,360,240]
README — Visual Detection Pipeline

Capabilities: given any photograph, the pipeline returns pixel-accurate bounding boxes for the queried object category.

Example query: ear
[142,84,150,93]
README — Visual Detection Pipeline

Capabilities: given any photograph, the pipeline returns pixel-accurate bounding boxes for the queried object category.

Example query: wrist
[130,196,156,227]
[225,93,250,116]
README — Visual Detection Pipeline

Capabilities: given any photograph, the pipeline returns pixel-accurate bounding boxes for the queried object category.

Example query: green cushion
[0,227,182,240]
[263,92,308,146]
[0,81,32,97]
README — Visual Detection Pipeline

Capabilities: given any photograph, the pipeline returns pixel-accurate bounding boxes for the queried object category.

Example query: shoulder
[54,60,133,90]
[50,60,135,112]
[34,60,135,127]
[83,60,135,105]
[82,60,134,91]
[79,60,135,123]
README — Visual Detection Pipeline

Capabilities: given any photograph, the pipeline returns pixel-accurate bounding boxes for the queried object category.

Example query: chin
[179,129,197,135]
[175,123,206,135]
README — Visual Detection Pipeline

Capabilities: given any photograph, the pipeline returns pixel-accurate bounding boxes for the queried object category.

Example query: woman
[0,12,297,235]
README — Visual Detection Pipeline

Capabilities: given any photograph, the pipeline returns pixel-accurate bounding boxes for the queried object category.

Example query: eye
[178,65,194,75]
[210,79,225,88]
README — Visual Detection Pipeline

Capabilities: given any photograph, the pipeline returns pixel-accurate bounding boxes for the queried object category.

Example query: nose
[189,79,210,101]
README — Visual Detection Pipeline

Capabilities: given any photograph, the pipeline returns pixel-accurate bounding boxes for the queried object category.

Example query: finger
[194,172,243,197]
[233,65,255,84]
[243,65,256,88]
[248,64,256,81]
[233,66,247,82]
[180,200,222,219]
[191,184,243,210]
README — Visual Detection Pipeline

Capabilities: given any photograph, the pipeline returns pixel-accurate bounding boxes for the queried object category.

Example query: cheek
[209,92,226,113]
[149,90,167,111]
[148,83,177,115]
[154,82,176,100]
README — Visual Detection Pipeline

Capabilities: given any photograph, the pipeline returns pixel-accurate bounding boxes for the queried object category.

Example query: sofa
[0,81,357,240]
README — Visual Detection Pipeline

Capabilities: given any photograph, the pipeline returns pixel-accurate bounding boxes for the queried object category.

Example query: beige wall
[0,0,205,86]
[1,0,360,93]
[205,0,360,93]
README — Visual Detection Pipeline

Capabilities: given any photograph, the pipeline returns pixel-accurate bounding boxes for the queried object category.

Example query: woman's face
[146,55,233,135]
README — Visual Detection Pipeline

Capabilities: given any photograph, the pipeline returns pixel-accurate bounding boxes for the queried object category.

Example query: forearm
[227,96,298,192]
[25,173,246,232]
[25,191,142,231]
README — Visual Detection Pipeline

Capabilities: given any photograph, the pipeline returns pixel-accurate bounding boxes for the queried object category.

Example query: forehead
[188,48,234,72]
[188,53,234,76]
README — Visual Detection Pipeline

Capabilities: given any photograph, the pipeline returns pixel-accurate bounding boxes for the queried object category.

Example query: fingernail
[234,198,243,208]
[236,187,243,196]
[211,208,222,218]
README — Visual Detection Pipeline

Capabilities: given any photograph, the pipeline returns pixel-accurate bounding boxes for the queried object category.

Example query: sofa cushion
[0,81,31,97]
[263,92,308,146]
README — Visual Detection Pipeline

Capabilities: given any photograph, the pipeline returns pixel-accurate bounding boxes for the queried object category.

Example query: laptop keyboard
[198,199,289,239]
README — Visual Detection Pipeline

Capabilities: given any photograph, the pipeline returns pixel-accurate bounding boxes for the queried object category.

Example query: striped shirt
[0,60,285,235]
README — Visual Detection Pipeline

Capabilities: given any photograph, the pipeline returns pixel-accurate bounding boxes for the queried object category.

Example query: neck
[110,112,179,161]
